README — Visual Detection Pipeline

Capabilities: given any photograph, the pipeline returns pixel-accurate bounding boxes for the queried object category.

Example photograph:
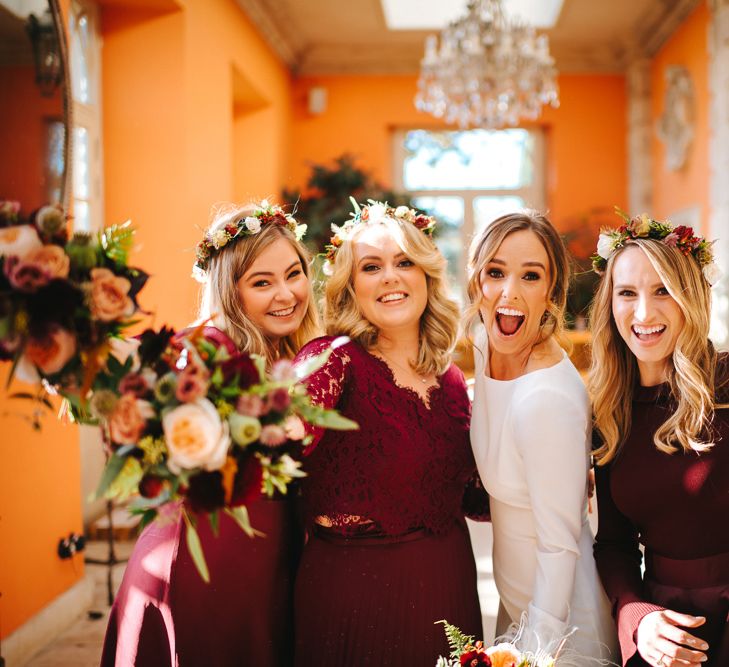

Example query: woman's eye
[523,271,540,281]
[253,280,270,288]
[656,286,670,296]
[486,268,503,279]
[362,264,380,272]
[617,289,636,297]
[398,259,414,268]
[288,269,302,280]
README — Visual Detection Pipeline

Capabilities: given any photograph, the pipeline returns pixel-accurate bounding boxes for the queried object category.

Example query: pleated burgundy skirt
[627,550,729,667]
[101,496,301,667]
[294,520,482,666]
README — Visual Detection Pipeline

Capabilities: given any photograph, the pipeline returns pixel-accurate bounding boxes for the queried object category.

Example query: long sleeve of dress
[512,387,589,646]
[294,337,351,449]
[594,463,664,664]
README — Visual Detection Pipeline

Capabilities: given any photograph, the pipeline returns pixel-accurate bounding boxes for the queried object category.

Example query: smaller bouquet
[90,325,357,581]
[436,621,560,667]
[0,200,148,422]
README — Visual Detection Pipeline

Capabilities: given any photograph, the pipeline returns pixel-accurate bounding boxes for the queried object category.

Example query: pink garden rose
[235,393,266,417]
[108,393,151,445]
[89,268,134,322]
[24,244,70,279]
[175,364,210,402]
[4,256,51,291]
[259,424,287,447]
[24,327,77,375]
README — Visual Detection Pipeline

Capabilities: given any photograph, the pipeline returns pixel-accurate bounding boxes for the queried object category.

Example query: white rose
[394,206,410,219]
[162,398,230,474]
[368,203,387,225]
[212,229,229,249]
[322,260,334,276]
[703,262,723,286]
[244,216,261,233]
[0,225,42,259]
[596,233,616,261]
[109,336,141,372]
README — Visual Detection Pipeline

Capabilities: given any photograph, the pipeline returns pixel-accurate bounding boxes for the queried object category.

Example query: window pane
[412,196,464,298]
[403,129,534,191]
[46,121,65,204]
[71,10,91,103]
[474,196,526,235]
[73,126,89,199]
[74,200,90,232]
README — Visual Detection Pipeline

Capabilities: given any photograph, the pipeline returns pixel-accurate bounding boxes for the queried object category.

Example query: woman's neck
[375,327,419,364]
[637,358,669,387]
[488,336,561,381]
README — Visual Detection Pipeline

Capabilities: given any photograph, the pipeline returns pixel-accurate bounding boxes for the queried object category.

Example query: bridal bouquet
[0,200,147,422]
[90,325,357,580]
[435,621,558,667]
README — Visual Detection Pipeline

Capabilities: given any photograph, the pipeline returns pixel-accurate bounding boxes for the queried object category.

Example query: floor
[22,522,499,666]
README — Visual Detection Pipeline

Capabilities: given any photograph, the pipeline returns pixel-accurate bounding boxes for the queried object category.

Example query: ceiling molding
[234,0,301,70]
[627,0,702,59]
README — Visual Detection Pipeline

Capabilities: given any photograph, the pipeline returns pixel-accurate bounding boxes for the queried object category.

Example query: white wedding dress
[470,332,617,664]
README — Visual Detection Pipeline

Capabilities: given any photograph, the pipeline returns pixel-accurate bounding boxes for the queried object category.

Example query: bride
[466,211,618,663]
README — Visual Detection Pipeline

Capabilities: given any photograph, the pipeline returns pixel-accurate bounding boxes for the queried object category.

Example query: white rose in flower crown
[163,398,230,474]
[368,203,387,225]
[596,233,616,261]
[0,225,42,259]
[212,229,229,249]
[703,261,723,286]
[394,206,410,219]
[244,216,261,233]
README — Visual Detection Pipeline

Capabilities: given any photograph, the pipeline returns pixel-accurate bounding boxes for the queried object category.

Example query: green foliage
[100,220,135,266]
[183,511,210,583]
[282,154,411,253]
[436,619,476,658]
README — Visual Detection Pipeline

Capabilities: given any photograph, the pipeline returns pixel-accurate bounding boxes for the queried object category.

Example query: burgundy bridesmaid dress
[594,353,729,667]
[292,336,486,667]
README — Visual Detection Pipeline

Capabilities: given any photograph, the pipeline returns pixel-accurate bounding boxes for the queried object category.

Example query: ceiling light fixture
[415,0,560,128]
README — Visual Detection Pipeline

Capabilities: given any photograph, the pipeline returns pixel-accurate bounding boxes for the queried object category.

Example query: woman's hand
[637,609,708,666]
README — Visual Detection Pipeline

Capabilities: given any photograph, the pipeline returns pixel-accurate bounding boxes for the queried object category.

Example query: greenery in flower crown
[193,200,307,279]
[322,197,436,274]
[591,207,720,285]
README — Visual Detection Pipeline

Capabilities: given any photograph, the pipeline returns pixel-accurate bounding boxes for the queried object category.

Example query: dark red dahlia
[139,474,164,499]
[459,648,491,667]
[185,471,226,513]
[230,452,263,507]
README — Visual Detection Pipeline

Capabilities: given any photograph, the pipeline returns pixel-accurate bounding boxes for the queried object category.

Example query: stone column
[709,0,729,346]
[626,58,654,215]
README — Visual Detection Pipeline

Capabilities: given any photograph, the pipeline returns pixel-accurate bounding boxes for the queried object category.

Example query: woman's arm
[513,385,589,646]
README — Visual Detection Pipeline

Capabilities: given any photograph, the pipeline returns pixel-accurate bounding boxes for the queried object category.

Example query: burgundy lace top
[295,336,485,537]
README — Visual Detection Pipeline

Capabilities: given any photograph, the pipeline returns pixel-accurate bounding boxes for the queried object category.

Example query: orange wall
[650,1,709,232]
[102,0,293,331]
[289,73,627,229]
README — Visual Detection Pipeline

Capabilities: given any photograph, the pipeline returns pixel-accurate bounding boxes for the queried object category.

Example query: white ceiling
[237,0,701,75]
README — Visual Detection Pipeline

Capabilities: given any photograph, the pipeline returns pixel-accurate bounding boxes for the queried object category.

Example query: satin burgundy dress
[100,328,301,666]
[292,336,487,667]
[594,353,729,666]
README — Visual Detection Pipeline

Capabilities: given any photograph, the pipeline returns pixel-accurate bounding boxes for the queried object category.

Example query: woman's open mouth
[495,307,525,337]
[377,291,408,305]
[632,324,666,342]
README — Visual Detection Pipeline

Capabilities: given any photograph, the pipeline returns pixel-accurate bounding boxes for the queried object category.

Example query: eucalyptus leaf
[94,452,128,499]
[208,510,219,537]
[251,354,266,382]
[183,512,210,583]
[224,506,264,538]
[297,402,358,430]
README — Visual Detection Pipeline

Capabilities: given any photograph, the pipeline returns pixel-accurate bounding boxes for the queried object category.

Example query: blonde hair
[323,216,459,376]
[465,210,571,347]
[589,239,719,464]
[198,204,321,362]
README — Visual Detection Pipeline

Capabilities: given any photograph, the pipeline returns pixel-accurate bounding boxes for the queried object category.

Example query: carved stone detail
[709,1,729,345]
[656,66,695,171]
[627,59,653,214]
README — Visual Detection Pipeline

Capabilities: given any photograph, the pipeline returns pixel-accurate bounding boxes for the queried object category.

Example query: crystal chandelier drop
[415,0,560,129]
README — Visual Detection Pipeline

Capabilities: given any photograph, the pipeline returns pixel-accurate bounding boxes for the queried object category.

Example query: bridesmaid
[466,211,617,662]
[101,201,320,666]
[293,201,485,666]
[590,214,729,667]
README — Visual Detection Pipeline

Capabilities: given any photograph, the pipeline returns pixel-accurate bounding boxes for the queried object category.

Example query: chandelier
[415,0,559,129]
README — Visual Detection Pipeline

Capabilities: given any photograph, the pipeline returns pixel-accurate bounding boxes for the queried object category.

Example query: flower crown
[592,208,721,286]
[322,198,436,275]
[193,200,306,281]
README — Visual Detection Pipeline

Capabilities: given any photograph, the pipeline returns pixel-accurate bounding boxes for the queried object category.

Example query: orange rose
[25,327,77,375]
[25,244,70,279]
[89,268,134,322]
[108,393,148,445]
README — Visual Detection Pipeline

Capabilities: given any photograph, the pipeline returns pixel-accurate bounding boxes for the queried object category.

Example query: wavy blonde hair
[464,210,571,348]
[198,204,321,362]
[323,216,459,376]
[589,239,720,464]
